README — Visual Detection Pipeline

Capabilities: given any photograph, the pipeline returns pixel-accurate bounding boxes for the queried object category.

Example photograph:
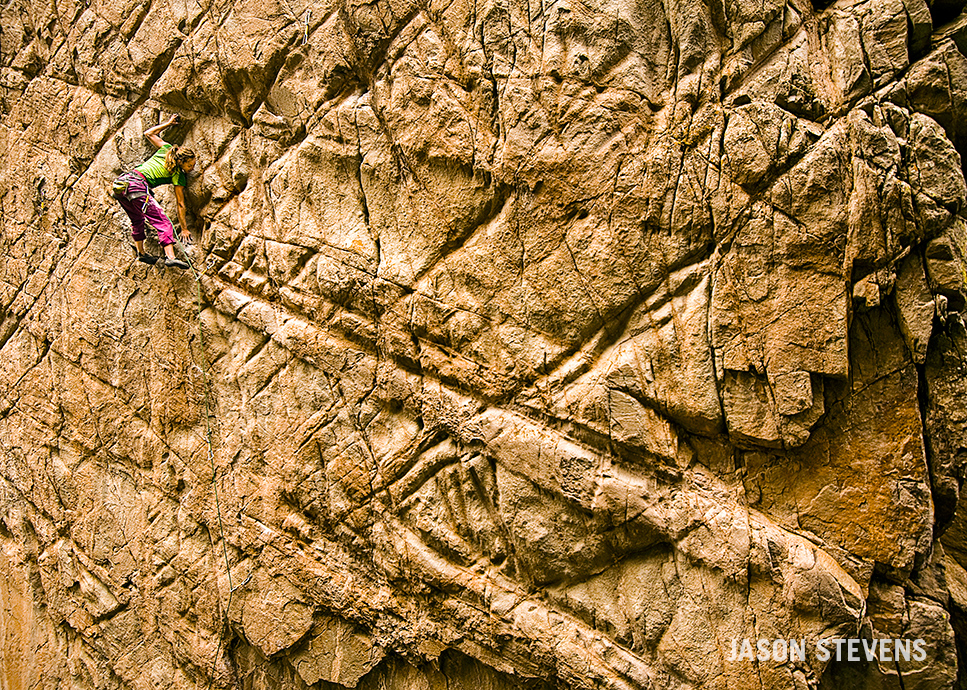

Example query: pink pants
[113,172,175,246]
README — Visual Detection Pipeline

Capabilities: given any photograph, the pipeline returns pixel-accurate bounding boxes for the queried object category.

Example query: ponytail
[164,145,196,171]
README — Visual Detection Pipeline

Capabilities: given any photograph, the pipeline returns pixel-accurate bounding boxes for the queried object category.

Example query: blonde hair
[164,145,196,171]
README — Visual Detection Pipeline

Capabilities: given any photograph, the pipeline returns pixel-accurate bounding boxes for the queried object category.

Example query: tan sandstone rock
[3,0,967,687]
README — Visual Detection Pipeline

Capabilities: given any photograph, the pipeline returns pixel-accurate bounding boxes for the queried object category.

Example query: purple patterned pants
[113,172,175,246]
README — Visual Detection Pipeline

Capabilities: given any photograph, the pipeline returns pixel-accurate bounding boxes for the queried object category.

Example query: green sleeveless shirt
[136,144,187,188]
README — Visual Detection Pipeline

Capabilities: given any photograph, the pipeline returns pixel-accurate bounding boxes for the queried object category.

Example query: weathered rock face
[3,0,967,687]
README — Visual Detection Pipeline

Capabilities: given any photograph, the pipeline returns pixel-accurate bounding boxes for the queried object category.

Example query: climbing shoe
[138,253,161,265]
[165,258,190,269]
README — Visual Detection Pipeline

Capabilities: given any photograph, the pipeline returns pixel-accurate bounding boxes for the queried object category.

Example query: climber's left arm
[173,184,192,244]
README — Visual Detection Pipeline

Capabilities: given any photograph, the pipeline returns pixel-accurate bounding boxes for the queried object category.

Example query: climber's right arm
[144,114,180,149]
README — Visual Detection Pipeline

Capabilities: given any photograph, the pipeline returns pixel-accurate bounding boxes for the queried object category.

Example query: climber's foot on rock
[165,258,189,269]
[138,253,161,265]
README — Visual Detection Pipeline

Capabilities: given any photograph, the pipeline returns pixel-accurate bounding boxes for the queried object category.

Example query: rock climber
[111,113,196,269]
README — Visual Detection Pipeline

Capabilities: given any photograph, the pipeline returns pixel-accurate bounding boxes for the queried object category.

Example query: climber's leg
[142,198,186,268]
[116,193,146,243]
[143,195,175,247]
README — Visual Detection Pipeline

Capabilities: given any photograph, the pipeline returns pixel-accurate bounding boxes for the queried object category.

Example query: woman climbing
[111,114,196,269]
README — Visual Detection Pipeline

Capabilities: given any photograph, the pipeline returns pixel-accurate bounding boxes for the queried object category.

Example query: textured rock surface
[3,0,967,687]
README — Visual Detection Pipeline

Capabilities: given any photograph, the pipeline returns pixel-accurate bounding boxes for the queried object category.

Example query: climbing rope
[176,239,234,595]
[173,239,239,688]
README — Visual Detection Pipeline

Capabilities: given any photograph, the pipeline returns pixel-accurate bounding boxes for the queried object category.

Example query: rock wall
[3,0,967,687]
